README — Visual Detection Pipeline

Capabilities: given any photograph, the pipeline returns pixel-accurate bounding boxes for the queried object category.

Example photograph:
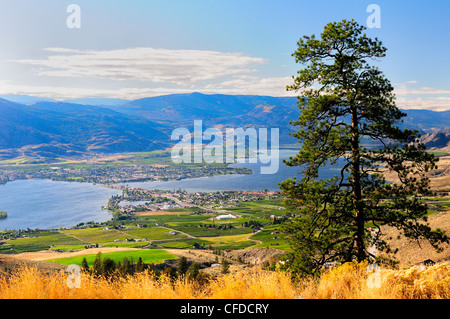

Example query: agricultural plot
[44,248,178,267]
[122,226,188,240]
[154,234,255,250]
[0,197,291,257]
[155,238,212,249]
[62,227,137,244]
[1,231,84,254]
[250,225,290,250]
[198,233,256,250]
[167,224,253,238]
[221,198,286,219]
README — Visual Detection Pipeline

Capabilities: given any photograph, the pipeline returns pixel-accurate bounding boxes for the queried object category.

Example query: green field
[1,231,85,254]
[155,238,212,249]
[45,248,178,267]
[198,233,256,250]
[250,225,290,250]
[0,196,293,255]
[123,226,188,240]
[62,227,139,244]
[221,198,286,219]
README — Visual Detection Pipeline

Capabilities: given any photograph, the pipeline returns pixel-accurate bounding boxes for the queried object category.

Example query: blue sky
[0,0,449,110]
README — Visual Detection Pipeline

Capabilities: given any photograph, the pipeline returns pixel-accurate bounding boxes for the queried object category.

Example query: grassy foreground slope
[1,262,449,299]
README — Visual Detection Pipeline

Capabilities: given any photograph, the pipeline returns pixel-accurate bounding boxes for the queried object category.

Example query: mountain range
[0,93,449,160]
[0,98,168,160]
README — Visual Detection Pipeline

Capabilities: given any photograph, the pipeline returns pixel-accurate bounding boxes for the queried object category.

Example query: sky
[0,0,449,110]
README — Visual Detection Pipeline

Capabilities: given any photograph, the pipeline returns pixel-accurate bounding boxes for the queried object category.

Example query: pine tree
[186,262,200,281]
[92,252,102,277]
[121,257,134,276]
[81,257,89,271]
[280,19,448,277]
[177,256,190,276]
[101,257,116,277]
[136,257,145,273]
[221,258,230,274]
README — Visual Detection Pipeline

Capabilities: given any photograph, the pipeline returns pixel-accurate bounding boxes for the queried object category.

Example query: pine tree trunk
[351,103,365,262]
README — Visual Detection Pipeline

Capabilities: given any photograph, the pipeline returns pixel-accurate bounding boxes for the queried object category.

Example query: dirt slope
[224,248,286,265]
[380,211,450,265]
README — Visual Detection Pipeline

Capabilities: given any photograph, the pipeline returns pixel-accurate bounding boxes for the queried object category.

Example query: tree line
[80,253,230,283]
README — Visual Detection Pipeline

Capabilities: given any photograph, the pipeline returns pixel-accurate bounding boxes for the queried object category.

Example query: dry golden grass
[1,262,449,299]
[300,261,450,299]
[0,267,299,299]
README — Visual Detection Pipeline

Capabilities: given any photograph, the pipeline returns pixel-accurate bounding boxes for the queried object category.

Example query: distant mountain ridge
[0,94,58,105]
[0,98,169,160]
[421,129,450,152]
[0,92,449,160]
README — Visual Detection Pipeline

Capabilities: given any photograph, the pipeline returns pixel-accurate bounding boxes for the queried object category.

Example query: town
[0,163,252,186]
[106,187,281,217]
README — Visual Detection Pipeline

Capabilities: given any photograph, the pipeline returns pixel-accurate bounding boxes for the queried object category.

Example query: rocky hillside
[421,129,450,152]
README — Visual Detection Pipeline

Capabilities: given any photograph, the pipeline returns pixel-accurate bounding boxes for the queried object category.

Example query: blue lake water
[125,150,345,192]
[0,180,121,231]
[0,150,345,230]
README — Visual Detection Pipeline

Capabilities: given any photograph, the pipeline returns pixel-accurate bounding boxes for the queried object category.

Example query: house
[216,214,237,220]
[170,231,179,235]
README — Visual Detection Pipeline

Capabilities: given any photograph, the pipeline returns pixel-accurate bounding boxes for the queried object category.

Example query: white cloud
[396,97,450,112]
[395,85,450,96]
[0,83,189,100]
[15,47,268,86]
[4,60,449,111]
[203,75,297,96]
[0,76,297,101]
[393,81,450,111]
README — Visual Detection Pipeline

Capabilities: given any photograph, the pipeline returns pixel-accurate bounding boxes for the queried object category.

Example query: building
[215,214,237,220]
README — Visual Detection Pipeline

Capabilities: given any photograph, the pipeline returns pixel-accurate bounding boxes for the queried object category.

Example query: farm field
[0,197,288,267]
[61,227,139,244]
[197,233,256,250]
[3,194,448,268]
[44,248,178,267]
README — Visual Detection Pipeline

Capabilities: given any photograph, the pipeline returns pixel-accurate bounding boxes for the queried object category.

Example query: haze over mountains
[0,98,168,160]
[0,93,449,160]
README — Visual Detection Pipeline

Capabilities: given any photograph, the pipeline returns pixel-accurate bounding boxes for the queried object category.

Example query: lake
[124,150,345,192]
[0,180,121,231]
[0,150,345,230]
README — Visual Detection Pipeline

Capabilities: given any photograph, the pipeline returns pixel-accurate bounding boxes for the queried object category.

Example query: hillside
[0,93,449,160]
[421,129,450,152]
[381,210,450,265]
[0,99,169,159]
[111,93,301,143]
